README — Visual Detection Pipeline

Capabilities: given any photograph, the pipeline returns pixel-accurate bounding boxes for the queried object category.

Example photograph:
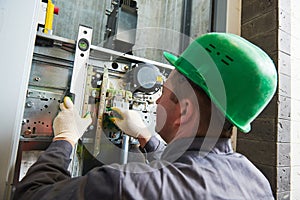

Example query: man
[13,33,276,199]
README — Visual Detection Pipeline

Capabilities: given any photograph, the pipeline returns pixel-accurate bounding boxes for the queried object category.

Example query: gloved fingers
[63,96,74,109]
[59,102,67,111]
[75,111,92,134]
[59,96,74,111]
[78,119,92,134]
[108,107,124,122]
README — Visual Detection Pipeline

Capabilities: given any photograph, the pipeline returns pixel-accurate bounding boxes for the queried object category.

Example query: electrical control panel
[14,25,173,183]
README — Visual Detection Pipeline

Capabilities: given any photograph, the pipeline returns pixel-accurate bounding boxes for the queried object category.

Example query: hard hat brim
[163,51,178,66]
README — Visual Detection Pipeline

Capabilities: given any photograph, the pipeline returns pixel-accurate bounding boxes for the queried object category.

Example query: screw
[89,125,94,130]
[26,101,34,108]
[124,65,129,70]
[34,76,41,81]
[24,129,32,135]
[92,90,97,97]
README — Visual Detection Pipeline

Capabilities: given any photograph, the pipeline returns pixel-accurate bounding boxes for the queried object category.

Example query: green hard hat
[163,32,277,133]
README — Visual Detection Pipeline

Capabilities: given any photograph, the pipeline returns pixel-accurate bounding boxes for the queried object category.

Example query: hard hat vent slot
[205,48,212,53]
[209,44,216,49]
[205,44,216,53]
[206,44,234,66]
[225,55,234,62]
[222,55,234,66]
[221,59,229,66]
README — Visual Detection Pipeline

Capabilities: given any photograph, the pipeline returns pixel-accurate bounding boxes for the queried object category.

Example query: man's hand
[109,107,152,147]
[53,96,92,146]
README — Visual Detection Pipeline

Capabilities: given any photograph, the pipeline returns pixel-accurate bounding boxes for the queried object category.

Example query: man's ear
[174,99,195,126]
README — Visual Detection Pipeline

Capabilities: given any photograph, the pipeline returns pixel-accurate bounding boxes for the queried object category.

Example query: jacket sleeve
[12,140,119,200]
[140,136,166,162]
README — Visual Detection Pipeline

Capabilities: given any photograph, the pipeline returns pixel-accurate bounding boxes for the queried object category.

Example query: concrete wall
[238,0,279,195]
[238,0,300,199]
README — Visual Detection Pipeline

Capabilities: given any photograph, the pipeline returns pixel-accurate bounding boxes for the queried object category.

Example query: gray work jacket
[13,136,274,200]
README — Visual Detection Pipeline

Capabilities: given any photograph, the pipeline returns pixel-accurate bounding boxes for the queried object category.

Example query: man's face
[155,70,180,143]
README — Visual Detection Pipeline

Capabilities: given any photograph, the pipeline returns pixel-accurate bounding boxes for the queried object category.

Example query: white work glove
[53,96,92,145]
[109,107,151,139]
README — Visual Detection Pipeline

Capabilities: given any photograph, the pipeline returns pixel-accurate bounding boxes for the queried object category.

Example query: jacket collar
[161,137,233,162]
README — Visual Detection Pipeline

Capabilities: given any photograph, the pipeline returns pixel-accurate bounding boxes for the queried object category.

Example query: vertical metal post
[211,0,227,32]
[94,67,109,156]
[121,134,130,164]
[179,0,193,53]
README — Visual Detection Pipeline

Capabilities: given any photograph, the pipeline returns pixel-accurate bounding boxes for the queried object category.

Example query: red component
[54,6,59,15]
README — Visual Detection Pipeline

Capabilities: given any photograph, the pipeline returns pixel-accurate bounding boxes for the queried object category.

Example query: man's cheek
[155,104,167,132]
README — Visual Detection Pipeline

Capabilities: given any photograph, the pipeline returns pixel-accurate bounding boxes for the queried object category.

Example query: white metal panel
[0,0,39,198]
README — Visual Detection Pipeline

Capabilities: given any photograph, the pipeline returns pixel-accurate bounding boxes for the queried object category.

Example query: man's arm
[12,139,162,199]
[140,136,166,162]
[13,140,119,199]
[13,140,72,199]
